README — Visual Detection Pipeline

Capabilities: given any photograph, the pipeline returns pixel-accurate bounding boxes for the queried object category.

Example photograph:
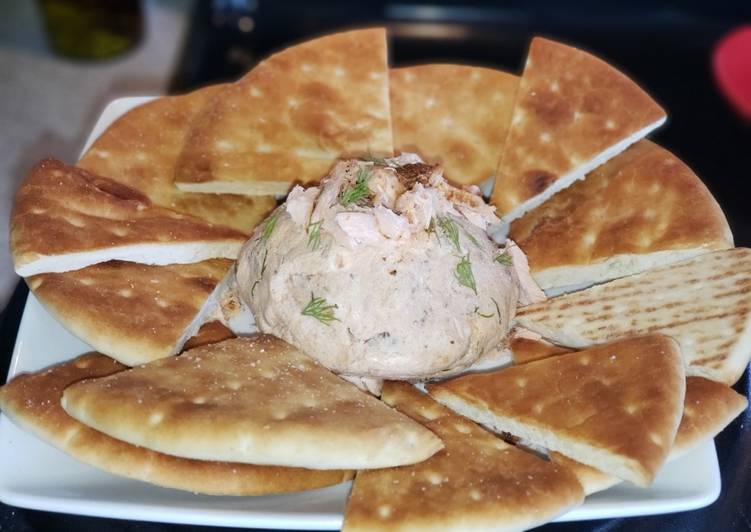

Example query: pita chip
[62,336,443,469]
[11,159,247,276]
[428,335,686,486]
[492,37,666,224]
[0,354,352,495]
[390,65,518,185]
[78,87,276,233]
[509,141,733,292]
[342,381,583,532]
[550,376,747,494]
[28,259,231,366]
[175,28,391,195]
[516,248,751,385]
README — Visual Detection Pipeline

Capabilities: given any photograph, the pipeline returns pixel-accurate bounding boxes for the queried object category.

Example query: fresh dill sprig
[260,248,268,275]
[475,307,495,318]
[454,254,477,294]
[464,229,480,247]
[495,250,513,266]
[338,167,373,206]
[251,249,269,297]
[301,293,339,324]
[491,297,502,321]
[437,216,461,253]
[260,210,279,243]
[307,220,323,250]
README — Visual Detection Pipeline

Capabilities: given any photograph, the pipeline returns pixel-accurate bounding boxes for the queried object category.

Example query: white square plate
[0,98,722,529]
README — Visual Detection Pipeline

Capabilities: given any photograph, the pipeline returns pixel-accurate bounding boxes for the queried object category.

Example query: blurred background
[0,2,750,531]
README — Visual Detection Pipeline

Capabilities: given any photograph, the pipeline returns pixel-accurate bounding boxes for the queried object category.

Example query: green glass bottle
[37,0,143,60]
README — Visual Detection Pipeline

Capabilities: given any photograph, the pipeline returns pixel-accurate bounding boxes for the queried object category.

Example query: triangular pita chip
[547,453,621,496]
[671,376,747,459]
[549,376,747,494]
[28,259,231,366]
[510,334,572,364]
[516,248,751,385]
[510,140,732,292]
[389,65,518,185]
[492,37,666,223]
[342,381,583,532]
[11,159,247,276]
[77,87,276,233]
[62,336,443,469]
[0,354,352,495]
[183,320,235,350]
[175,28,392,195]
[428,335,685,486]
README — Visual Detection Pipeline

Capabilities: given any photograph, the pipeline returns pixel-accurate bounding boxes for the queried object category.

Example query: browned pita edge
[510,335,573,364]
[492,37,666,223]
[509,140,733,291]
[389,64,519,186]
[0,353,352,495]
[548,453,621,496]
[672,376,747,459]
[342,381,583,532]
[549,376,747,494]
[515,248,751,385]
[427,335,685,487]
[61,336,443,469]
[27,259,232,366]
[78,87,276,233]
[182,320,235,351]
[174,28,391,195]
[10,159,247,276]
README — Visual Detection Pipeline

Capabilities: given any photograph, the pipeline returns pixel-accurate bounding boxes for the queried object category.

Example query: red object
[713,25,751,120]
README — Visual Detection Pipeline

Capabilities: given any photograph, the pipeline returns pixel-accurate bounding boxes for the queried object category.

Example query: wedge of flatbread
[389,65,518,186]
[62,336,443,469]
[28,259,231,366]
[509,140,733,292]
[550,376,747,494]
[175,28,392,196]
[11,159,247,276]
[516,248,751,385]
[0,354,352,495]
[78,87,276,233]
[428,335,686,486]
[491,37,666,224]
[342,381,583,532]
[510,334,572,364]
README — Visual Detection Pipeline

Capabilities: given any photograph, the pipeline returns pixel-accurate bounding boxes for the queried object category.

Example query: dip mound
[236,156,544,380]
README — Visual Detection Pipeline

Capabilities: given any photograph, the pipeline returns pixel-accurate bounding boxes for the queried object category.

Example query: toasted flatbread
[0,354,352,495]
[183,320,235,350]
[175,28,391,195]
[491,37,666,223]
[62,336,443,469]
[10,159,247,276]
[510,335,572,364]
[78,87,276,233]
[672,376,747,459]
[389,65,518,186]
[29,259,231,366]
[550,376,747,494]
[516,248,751,385]
[428,335,685,486]
[509,140,733,292]
[342,381,583,532]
